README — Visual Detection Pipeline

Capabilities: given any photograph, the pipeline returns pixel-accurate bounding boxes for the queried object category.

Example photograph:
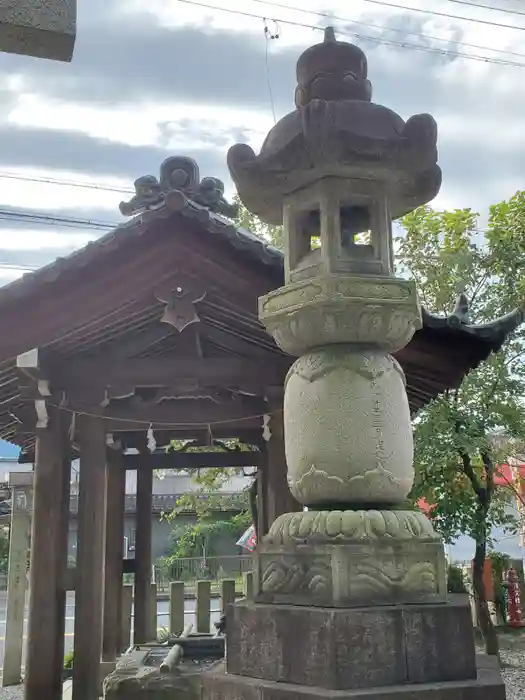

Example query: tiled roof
[1,191,521,352]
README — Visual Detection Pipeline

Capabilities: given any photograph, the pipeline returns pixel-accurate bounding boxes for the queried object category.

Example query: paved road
[0,592,223,668]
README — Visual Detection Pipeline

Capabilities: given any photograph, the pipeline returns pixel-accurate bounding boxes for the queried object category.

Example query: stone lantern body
[210,27,506,700]
[230,27,438,526]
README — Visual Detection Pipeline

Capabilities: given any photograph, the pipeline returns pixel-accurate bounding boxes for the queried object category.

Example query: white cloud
[0,230,96,251]
[0,169,124,213]
[0,267,29,287]
[0,0,523,276]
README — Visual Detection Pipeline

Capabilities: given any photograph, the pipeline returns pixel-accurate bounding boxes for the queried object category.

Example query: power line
[0,209,117,231]
[263,20,279,123]
[248,0,525,60]
[0,170,132,194]
[173,0,525,67]
[357,0,525,31]
[0,263,39,272]
[444,0,525,19]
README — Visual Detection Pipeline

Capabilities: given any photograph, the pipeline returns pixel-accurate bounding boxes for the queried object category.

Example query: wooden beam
[72,415,107,700]
[120,429,265,450]
[134,456,153,644]
[25,409,71,700]
[16,348,52,429]
[54,357,287,393]
[11,407,265,435]
[102,455,126,661]
[123,450,263,470]
[62,396,268,428]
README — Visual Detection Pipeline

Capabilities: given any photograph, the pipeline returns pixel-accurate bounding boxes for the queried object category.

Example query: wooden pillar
[134,456,153,644]
[55,430,72,690]
[120,584,133,653]
[243,571,254,599]
[265,388,302,526]
[3,474,32,687]
[102,453,126,661]
[169,581,185,636]
[150,583,158,641]
[25,409,71,700]
[256,453,269,537]
[72,415,107,700]
[196,580,211,633]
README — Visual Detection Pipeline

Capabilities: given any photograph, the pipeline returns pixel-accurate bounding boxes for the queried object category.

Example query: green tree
[398,192,525,656]
[233,196,283,249]
[162,440,257,565]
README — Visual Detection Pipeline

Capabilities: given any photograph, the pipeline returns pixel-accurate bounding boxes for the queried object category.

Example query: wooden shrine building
[0,156,521,700]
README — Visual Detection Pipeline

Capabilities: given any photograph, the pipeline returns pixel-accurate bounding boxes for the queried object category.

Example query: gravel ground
[0,684,24,700]
[489,631,525,700]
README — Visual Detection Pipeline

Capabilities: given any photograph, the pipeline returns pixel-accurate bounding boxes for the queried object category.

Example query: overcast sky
[0,0,523,287]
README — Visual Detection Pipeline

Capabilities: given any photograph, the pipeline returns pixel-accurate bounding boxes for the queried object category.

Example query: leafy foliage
[398,192,525,654]
[162,440,252,520]
[162,511,252,561]
[63,651,74,670]
[161,439,255,561]
[399,195,525,546]
[447,564,467,594]
[489,551,512,624]
[233,196,283,250]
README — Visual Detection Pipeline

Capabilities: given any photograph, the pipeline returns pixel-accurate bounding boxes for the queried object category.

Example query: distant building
[0,441,252,562]
[70,469,251,562]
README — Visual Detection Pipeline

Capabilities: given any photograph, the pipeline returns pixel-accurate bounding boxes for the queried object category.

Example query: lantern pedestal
[254,511,447,608]
[204,655,505,700]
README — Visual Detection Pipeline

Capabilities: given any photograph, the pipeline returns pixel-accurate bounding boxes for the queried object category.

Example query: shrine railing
[153,555,253,591]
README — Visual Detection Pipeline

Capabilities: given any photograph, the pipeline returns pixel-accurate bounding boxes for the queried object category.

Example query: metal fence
[153,555,253,591]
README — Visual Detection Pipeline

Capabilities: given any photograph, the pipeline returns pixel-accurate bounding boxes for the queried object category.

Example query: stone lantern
[209,26,505,700]
[229,25,438,537]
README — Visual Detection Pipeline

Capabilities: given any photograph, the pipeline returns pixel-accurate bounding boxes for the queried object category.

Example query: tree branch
[481,449,495,504]
[504,350,525,368]
[460,450,487,505]
[405,264,431,309]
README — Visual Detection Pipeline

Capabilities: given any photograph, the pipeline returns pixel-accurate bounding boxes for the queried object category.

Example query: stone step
[203,656,506,700]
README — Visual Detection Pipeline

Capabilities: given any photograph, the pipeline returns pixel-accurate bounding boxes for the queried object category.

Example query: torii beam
[0,0,76,62]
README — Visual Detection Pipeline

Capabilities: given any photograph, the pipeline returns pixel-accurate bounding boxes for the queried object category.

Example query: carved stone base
[203,656,506,700]
[225,598,477,690]
[256,513,446,607]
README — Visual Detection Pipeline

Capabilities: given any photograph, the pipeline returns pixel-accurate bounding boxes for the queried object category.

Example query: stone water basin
[103,635,224,700]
